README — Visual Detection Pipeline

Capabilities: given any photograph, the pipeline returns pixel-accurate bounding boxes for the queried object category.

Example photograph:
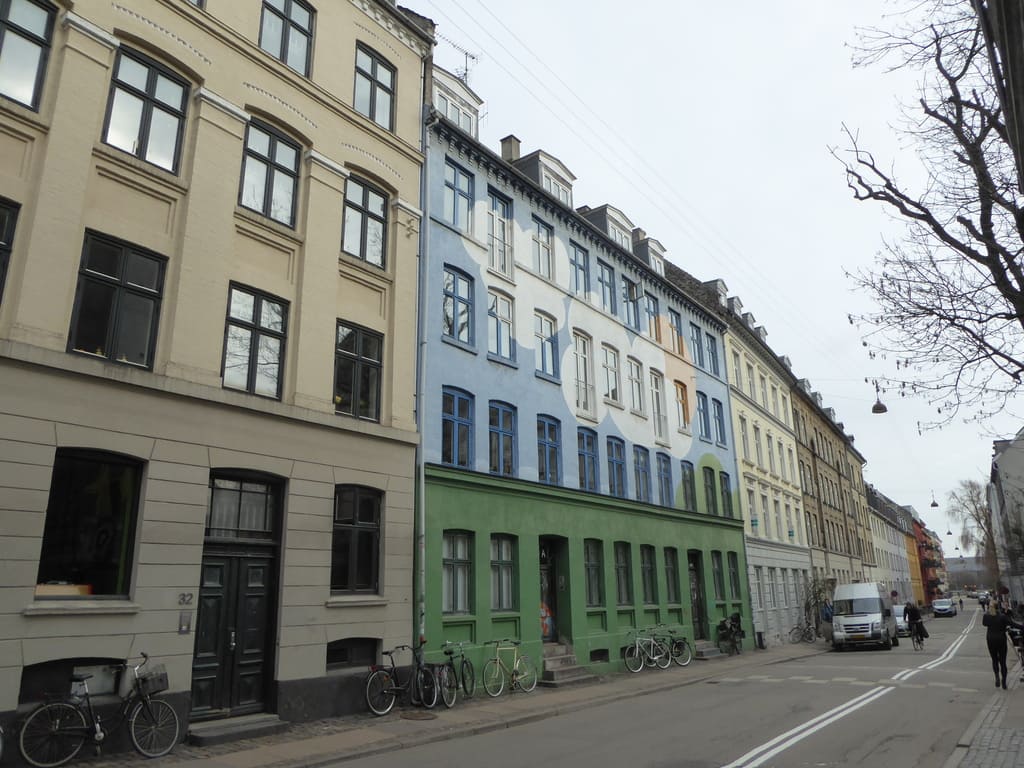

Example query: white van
[830,582,898,651]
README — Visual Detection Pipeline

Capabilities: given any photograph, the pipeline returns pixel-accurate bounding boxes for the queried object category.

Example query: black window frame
[354,43,395,130]
[664,546,680,604]
[442,529,472,614]
[259,0,315,76]
[102,47,189,174]
[490,533,517,611]
[633,445,651,503]
[614,540,633,606]
[334,320,383,422]
[67,231,167,370]
[680,460,696,511]
[584,538,604,607]
[330,485,381,594]
[0,196,18,306]
[222,282,288,399]
[342,176,388,269]
[0,0,55,110]
[703,466,718,515]
[239,120,301,227]
[640,544,657,605]
[607,436,626,498]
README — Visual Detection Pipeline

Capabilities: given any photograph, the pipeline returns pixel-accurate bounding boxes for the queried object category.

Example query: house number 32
[178,593,194,605]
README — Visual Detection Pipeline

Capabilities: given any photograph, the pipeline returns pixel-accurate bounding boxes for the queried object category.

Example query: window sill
[325,595,388,608]
[716,441,728,449]
[430,215,487,251]
[630,409,647,419]
[535,370,561,385]
[576,410,598,424]
[699,436,713,445]
[441,336,478,355]
[604,398,624,410]
[655,437,671,448]
[487,266,516,286]
[233,205,304,244]
[486,353,517,369]
[677,426,691,435]
[91,142,189,194]
[24,600,142,616]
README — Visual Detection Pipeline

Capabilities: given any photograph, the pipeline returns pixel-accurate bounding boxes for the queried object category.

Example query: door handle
[228,630,236,652]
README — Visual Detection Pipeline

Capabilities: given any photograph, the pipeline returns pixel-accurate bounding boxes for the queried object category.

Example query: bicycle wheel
[788,625,804,644]
[804,626,817,643]
[482,659,505,697]
[460,657,476,697]
[514,656,538,692]
[129,698,179,758]
[416,667,438,709]
[624,643,644,673]
[365,670,396,716]
[439,664,458,708]
[671,638,693,667]
[19,702,87,768]
[653,640,672,669]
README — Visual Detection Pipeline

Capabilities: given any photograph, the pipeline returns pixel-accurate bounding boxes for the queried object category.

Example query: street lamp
[871,381,888,414]
[930,491,939,508]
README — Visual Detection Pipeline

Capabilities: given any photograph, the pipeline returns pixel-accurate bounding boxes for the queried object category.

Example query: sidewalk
[945,668,1024,768]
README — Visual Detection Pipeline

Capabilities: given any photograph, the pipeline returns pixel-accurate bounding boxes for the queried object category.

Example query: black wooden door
[688,550,708,640]
[191,549,273,717]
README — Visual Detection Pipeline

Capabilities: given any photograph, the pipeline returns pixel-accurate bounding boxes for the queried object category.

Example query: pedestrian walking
[958,597,963,612]
[982,603,1024,689]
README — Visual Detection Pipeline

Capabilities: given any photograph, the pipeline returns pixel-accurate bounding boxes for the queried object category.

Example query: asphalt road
[340,609,998,768]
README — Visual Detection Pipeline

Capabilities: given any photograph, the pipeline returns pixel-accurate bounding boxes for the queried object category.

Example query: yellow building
[0,0,432,731]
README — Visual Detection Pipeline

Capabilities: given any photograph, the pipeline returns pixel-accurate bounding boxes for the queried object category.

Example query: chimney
[500,135,521,163]
[632,227,647,245]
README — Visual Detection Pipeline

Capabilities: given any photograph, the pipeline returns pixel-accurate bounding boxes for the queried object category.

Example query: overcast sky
[420,0,1021,553]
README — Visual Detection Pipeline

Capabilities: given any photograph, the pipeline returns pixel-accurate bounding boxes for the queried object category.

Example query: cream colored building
[0,0,432,730]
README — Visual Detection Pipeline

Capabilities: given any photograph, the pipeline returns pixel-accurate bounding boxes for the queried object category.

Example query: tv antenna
[436,32,479,84]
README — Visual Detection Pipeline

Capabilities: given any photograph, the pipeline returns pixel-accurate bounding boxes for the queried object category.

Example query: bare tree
[946,478,998,581]
[835,0,1024,426]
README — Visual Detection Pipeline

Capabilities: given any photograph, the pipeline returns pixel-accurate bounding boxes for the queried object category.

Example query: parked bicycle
[481,639,537,696]
[364,638,437,716]
[18,652,179,768]
[788,620,817,644]
[652,624,693,666]
[1010,628,1024,675]
[437,641,476,708]
[623,627,671,672]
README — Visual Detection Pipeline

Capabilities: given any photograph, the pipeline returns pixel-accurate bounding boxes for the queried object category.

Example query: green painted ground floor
[421,466,752,675]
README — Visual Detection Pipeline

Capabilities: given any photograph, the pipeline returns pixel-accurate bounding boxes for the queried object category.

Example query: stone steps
[187,713,289,746]
[538,642,598,688]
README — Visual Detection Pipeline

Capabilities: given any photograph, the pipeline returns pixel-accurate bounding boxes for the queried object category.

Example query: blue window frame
[442,387,473,468]
[622,277,640,330]
[607,437,626,498]
[577,428,599,492]
[703,466,718,515]
[598,260,616,314]
[644,293,659,340]
[712,398,726,445]
[680,461,696,511]
[570,242,589,297]
[705,334,719,376]
[656,452,672,506]
[537,415,561,485]
[444,159,473,232]
[442,266,473,344]
[633,446,651,503]
[489,401,516,476]
[534,312,558,377]
[696,391,710,439]
[690,323,704,368]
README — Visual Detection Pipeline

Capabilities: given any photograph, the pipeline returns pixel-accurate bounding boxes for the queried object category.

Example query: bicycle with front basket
[481,639,537,696]
[364,639,438,716]
[623,627,672,672]
[18,652,179,768]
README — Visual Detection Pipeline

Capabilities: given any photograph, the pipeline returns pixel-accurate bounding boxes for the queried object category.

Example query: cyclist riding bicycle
[905,601,925,643]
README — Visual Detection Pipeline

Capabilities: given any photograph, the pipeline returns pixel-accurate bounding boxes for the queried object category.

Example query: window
[607,437,626,498]
[354,44,394,129]
[487,290,514,361]
[771,385,779,416]
[740,416,749,460]
[573,332,594,414]
[705,334,719,375]
[627,357,644,413]
[650,371,667,440]
[103,49,187,173]
[712,399,726,444]
[442,531,471,614]
[537,415,561,485]
[487,191,512,275]
[206,473,278,539]
[766,567,776,608]
[712,551,725,601]
[570,242,589,296]
[695,391,710,439]
[754,425,763,466]
[732,352,742,389]
[488,401,516,476]
[36,449,142,597]
[0,0,54,109]
[442,266,473,344]
[326,638,376,671]
[259,0,313,75]
[68,232,166,369]
[597,260,616,314]
[761,495,771,537]
[720,472,733,518]
[223,284,287,398]
[689,324,704,368]
[778,440,786,480]
[651,253,665,276]
[667,308,683,355]
[443,159,473,232]
[622,277,640,329]
[532,217,553,279]
[703,466,718,515]
[584,539,604,607]
[611,226,631,249]
[0,198,15,305]
[491,534,516,611]
[747,489,757,533]
[578,428,599,492]
[441,387,473,468]
[342,178,387,268]
[543,172,571,205]
[781,395,789,425]
[240,121,300,226]
[614,541,633,605]
[633,446,651,502]
[746,363,756,398]
[675,381,690,430]
[643,293,660,340]
[680,461,696,511]
[602,345,620,402]
[656,452,672,506]
[331,485,381,593]
[664,547,680,604]
[640,545,657,604]
[760,375,768,407]
[534,312,558,378]
[334,322,382,421]
[766,435,776,473]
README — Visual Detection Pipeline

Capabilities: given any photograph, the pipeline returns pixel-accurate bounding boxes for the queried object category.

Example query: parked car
[893,604,911,636]
[933,598,957,617]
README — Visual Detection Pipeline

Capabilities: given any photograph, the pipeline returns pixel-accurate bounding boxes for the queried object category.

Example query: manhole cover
[400,710,438,721]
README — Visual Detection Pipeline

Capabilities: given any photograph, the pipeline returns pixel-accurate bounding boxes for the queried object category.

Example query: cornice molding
[62,11,119,49]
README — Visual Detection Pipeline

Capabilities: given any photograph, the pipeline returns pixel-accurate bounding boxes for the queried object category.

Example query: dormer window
[435,91,476,136]
[610,226,631,250]
[542,173,570,206]
[651,254,665,276]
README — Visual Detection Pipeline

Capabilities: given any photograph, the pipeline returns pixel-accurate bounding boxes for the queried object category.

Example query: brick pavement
[948,670,1024,768]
